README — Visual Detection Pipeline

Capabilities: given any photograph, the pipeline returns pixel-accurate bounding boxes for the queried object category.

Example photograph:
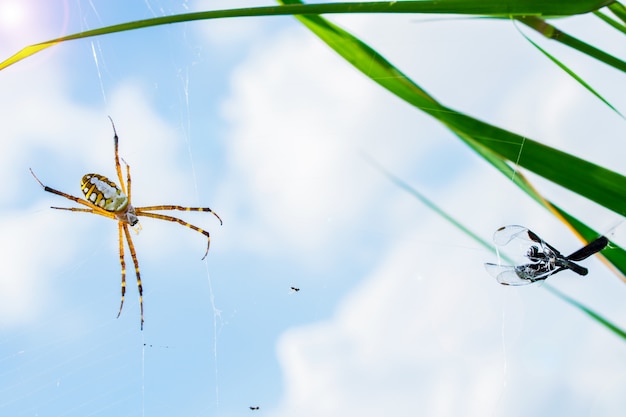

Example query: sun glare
[0,0,26,31]
[0,0,70,55]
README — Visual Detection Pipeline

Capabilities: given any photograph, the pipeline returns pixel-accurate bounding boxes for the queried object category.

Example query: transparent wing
[492,225,536,246]
[484,262,550,286]
[493,225,564,256]
[485,263,531,285]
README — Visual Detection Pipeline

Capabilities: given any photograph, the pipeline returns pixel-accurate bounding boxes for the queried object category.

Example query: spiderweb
[4,3,626,417]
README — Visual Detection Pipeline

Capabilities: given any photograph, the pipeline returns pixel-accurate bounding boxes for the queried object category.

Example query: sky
[1,1,626,416]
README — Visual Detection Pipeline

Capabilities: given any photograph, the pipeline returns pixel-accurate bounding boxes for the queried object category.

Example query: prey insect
[485,225,608,286]
[30,117,222,329]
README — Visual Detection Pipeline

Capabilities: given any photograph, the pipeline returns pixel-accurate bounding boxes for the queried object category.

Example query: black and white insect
[485,225,608,286]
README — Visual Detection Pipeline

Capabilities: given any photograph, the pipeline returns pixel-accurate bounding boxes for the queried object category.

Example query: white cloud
[274,228,508,417]
[0,208,80,329]
[192,0,276,51]
[216,25,447,260]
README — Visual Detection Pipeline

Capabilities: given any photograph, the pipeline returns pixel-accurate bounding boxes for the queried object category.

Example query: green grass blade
[516,22,624,117]
[543,285,626,340]
[594,10,626,35]
[517,16,626,73]
[0,1,615,71]
[360,153,494,254]
[608,1,626,24]
[453,116,626,217]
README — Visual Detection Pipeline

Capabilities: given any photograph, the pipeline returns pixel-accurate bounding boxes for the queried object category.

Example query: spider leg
[122,223,144,330]
[138,205,223,225]
[52,207,98,213]
[51,207,118,220]
[123,158,132,204]
[117,222,127,319]
[108,117,126,196]
[135,211,213,259]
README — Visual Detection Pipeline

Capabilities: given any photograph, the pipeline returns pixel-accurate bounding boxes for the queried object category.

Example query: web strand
[90,41,108,106]
[510,136,526,182]
[178,67,222,407]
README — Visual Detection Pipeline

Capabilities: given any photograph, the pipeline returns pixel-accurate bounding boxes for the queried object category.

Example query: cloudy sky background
[1,1,626,416]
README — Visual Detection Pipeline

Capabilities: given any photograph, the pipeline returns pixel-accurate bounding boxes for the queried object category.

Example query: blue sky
[2,1,626,416]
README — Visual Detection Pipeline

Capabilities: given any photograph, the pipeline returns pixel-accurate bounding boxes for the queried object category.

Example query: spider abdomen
[81,173,129,212]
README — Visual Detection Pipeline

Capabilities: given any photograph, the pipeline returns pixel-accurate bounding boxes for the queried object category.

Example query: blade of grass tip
[514,19,624,119]
[0,42,61,70]
[365,154,626,341]
[594,10,626,35]
[608,2,626,24]
[517,15,626,74]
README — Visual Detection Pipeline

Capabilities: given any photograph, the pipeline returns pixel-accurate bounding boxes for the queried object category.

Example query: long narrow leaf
[517,16,626,74]
[519,17,624,119]
[0,1,615,71]
[544,285,626,340]
[594,10,626,35]
[360,153,494,253]
[608,1,626,24]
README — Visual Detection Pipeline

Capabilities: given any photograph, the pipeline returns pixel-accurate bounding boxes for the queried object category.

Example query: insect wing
[492,225,536,246]
[484,263,534,286]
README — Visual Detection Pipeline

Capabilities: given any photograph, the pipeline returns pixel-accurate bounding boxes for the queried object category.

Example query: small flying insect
[485,225,608,286]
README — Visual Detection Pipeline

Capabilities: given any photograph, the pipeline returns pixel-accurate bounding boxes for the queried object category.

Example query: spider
[30,117,222,330]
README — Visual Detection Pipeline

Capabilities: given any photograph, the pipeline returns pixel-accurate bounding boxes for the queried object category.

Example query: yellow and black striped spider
[30,117,222,330]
